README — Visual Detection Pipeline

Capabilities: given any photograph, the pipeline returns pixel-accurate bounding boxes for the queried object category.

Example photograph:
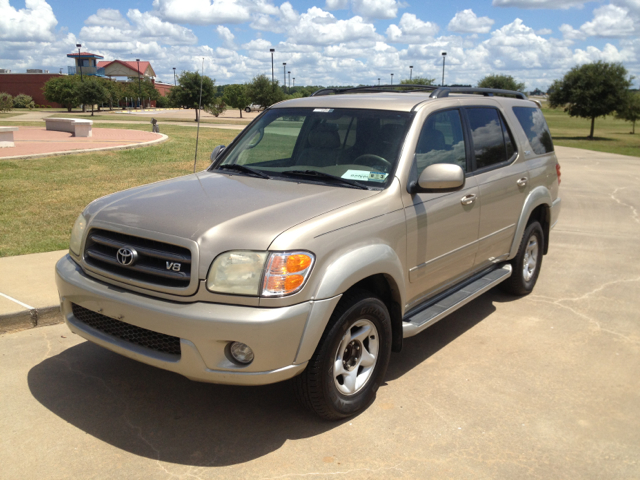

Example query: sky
[0,0,639,90]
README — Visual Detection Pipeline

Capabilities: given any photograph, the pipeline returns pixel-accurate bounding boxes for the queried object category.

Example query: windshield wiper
[217,164,271,179]
[280,170,370,190]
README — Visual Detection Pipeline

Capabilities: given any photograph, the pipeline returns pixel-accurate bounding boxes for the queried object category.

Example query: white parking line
[0,292,34,310]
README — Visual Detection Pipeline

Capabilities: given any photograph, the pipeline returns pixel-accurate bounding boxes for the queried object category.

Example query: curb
[0,133,169,161]
[0,305,63,335]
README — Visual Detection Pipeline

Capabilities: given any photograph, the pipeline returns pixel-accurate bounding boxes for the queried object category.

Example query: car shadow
[28,288,508,467]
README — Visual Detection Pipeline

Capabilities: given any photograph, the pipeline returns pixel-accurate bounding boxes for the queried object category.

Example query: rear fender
[509,186,551,259]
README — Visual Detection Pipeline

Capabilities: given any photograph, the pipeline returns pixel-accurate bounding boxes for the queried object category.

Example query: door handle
[460,194,476,206]
[517,177,528,187]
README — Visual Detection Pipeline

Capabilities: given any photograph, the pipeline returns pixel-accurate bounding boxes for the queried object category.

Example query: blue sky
[1,0,638,90]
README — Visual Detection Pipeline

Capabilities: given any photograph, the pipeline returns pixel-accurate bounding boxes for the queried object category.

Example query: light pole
[390,73,393,85]
[288,71,291,92]
[293,77,295,87]
[283,63,286,90]
[76,43,83,81]
[173,67,176,86]
[409,65,413,82]
[441,52,447,86]
[270,48,275,84]
[136,58,142,108]
[378,78,380,85]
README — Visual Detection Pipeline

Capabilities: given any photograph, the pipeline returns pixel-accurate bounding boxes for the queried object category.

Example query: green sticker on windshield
[341,170,388,182]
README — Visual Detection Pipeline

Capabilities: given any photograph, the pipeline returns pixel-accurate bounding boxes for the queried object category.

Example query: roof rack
[311,85,528,100]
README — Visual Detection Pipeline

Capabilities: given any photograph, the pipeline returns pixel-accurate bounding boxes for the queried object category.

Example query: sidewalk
[0,250,66,333]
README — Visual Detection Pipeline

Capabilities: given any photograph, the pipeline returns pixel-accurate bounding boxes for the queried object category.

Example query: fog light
[229,342,254,365]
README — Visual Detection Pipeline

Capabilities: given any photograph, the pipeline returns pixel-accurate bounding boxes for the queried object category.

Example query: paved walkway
[0,126,166,159]
[0,146,639,478]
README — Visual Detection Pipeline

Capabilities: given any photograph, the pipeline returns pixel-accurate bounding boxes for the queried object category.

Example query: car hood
[86,171,379,277]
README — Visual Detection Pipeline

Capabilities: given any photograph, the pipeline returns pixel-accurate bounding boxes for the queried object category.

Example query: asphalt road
[1,146,638,479]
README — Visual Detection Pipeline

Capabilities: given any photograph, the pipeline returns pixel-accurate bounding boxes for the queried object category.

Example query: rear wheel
[501,221,544,295]
[245,107,251,113]
[294,290,392,420]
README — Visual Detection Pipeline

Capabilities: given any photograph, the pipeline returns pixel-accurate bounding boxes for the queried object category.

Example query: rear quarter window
[512,106,554,155]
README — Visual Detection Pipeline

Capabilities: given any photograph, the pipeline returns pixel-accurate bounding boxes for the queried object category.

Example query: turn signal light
[556,163,561,185]
[262,251,315,297]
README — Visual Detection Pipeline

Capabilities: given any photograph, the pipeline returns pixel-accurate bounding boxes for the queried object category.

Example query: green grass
[0,123,239,256]
[0,112,25,119]
[48,112,252,125]
[542,106,640,157]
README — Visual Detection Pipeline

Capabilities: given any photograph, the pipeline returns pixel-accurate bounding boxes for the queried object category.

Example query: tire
[245,107,251,113]
[501,221,544,296]
[294,290,392,420]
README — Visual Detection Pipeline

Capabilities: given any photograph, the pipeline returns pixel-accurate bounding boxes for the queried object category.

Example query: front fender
[509,186,552,259]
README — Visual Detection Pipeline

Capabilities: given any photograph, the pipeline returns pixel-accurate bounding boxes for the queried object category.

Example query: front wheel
[294,290,392,420]
[501,221,544,295]
[245,107,251,113]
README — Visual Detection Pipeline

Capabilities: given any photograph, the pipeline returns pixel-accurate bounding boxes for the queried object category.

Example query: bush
[13,94,35,109]
[155,95,171,108]
[0,92,12,112]
[204,97,227,117]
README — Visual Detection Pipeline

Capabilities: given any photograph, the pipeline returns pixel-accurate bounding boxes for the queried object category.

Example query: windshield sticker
[341,170,389,182]
[313,108,334,113]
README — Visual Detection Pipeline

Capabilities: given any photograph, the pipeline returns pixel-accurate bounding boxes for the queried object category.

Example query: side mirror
[210,145,226,162]
[413,163,464,193]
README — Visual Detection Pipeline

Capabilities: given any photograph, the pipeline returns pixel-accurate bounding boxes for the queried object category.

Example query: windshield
[213,107,413,188]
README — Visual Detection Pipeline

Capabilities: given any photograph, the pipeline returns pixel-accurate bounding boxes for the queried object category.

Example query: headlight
[207,251,268,295]
[206,250,315,297]
[69,213,87,256]
[262,251,315,297]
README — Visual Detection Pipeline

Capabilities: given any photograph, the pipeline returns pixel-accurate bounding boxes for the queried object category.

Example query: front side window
[467,108,512,170]
[216,108,413,188]
[512,106,554,155]
[414,109,467,176]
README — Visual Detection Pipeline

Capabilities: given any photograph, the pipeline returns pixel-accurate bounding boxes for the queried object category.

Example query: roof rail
[311,84,439,96]
[429,87,528,100]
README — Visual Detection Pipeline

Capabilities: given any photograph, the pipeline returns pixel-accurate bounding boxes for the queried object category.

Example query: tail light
[556,163,561,185]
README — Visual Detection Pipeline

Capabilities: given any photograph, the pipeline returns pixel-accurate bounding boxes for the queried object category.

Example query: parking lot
[1,145,638,479]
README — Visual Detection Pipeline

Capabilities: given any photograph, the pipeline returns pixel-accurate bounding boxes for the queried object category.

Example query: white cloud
[536,28,553,35]
[250,2,299,32]
[0,0,57,42]
[287,7,379,46]
[492,0,587,8]
[216,25,236,48]
[448,9,494,34]
[325,0,348,9]
[151,0,252,25]
[579,4,635,37]
[352,0,399,19]
[79,9,197,46]
[85,9,125,27]
[387,13,439,43]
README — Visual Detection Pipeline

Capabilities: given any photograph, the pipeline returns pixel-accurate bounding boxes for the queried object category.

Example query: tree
[401,76,436,86]
[204,97,227,117]
[616,92,640,134]
[0,92,12,112]
[549,61,633,139]
[123,77,160,107]
[222,84,251,118]
[246,74,284,109]
[168,71,216,121]
[101,79,125,111]
[77,78,108,116]
[477,74,525,92]
[43,75,81,111]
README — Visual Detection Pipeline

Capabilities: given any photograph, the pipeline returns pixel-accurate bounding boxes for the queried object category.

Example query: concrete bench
[0,127,18,148]
[45,118,93,138]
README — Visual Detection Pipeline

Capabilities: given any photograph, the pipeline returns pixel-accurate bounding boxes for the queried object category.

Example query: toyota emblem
[116,247,138,266]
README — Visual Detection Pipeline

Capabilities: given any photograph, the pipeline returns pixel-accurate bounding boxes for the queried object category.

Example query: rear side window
[466,108,512,169]
[512,106,554,155]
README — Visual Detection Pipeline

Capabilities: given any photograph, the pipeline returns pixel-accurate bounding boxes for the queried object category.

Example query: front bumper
[55,255,336,385]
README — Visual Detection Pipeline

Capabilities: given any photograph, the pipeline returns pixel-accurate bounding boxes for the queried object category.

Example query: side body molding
[508,186,552,259]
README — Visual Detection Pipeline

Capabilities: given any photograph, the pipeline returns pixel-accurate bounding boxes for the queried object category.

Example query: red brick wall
[154,82,173,97]
[0,73,64,107]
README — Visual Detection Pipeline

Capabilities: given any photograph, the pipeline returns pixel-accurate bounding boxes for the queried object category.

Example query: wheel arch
[509,186,552,258]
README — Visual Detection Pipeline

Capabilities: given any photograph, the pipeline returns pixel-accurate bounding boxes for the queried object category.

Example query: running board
[402,264,512,338]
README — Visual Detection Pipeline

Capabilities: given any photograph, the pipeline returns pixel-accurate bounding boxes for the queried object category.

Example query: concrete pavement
[0,146,639,479]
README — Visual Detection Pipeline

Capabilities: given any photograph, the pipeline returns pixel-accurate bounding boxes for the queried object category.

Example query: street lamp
[378,78,380,85]
[390,73,393,85]
[293,77,295,87]
[441,52,447,86]
[270,48,275,84]
[76,43,83,81]
[136,58,142,109]
[288,71,291,91]
[409,65,413,82]
[283,63,286,90]
[173,67,176,86]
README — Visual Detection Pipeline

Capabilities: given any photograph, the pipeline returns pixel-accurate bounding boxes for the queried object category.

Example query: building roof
[67,52,104,59]
[97,60,155,77]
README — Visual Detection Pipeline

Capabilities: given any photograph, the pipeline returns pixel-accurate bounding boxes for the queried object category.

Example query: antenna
[193,57,204,174]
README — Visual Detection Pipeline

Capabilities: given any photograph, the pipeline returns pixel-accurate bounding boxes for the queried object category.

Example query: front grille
[72,303,181,357]
[84,229,191,289]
